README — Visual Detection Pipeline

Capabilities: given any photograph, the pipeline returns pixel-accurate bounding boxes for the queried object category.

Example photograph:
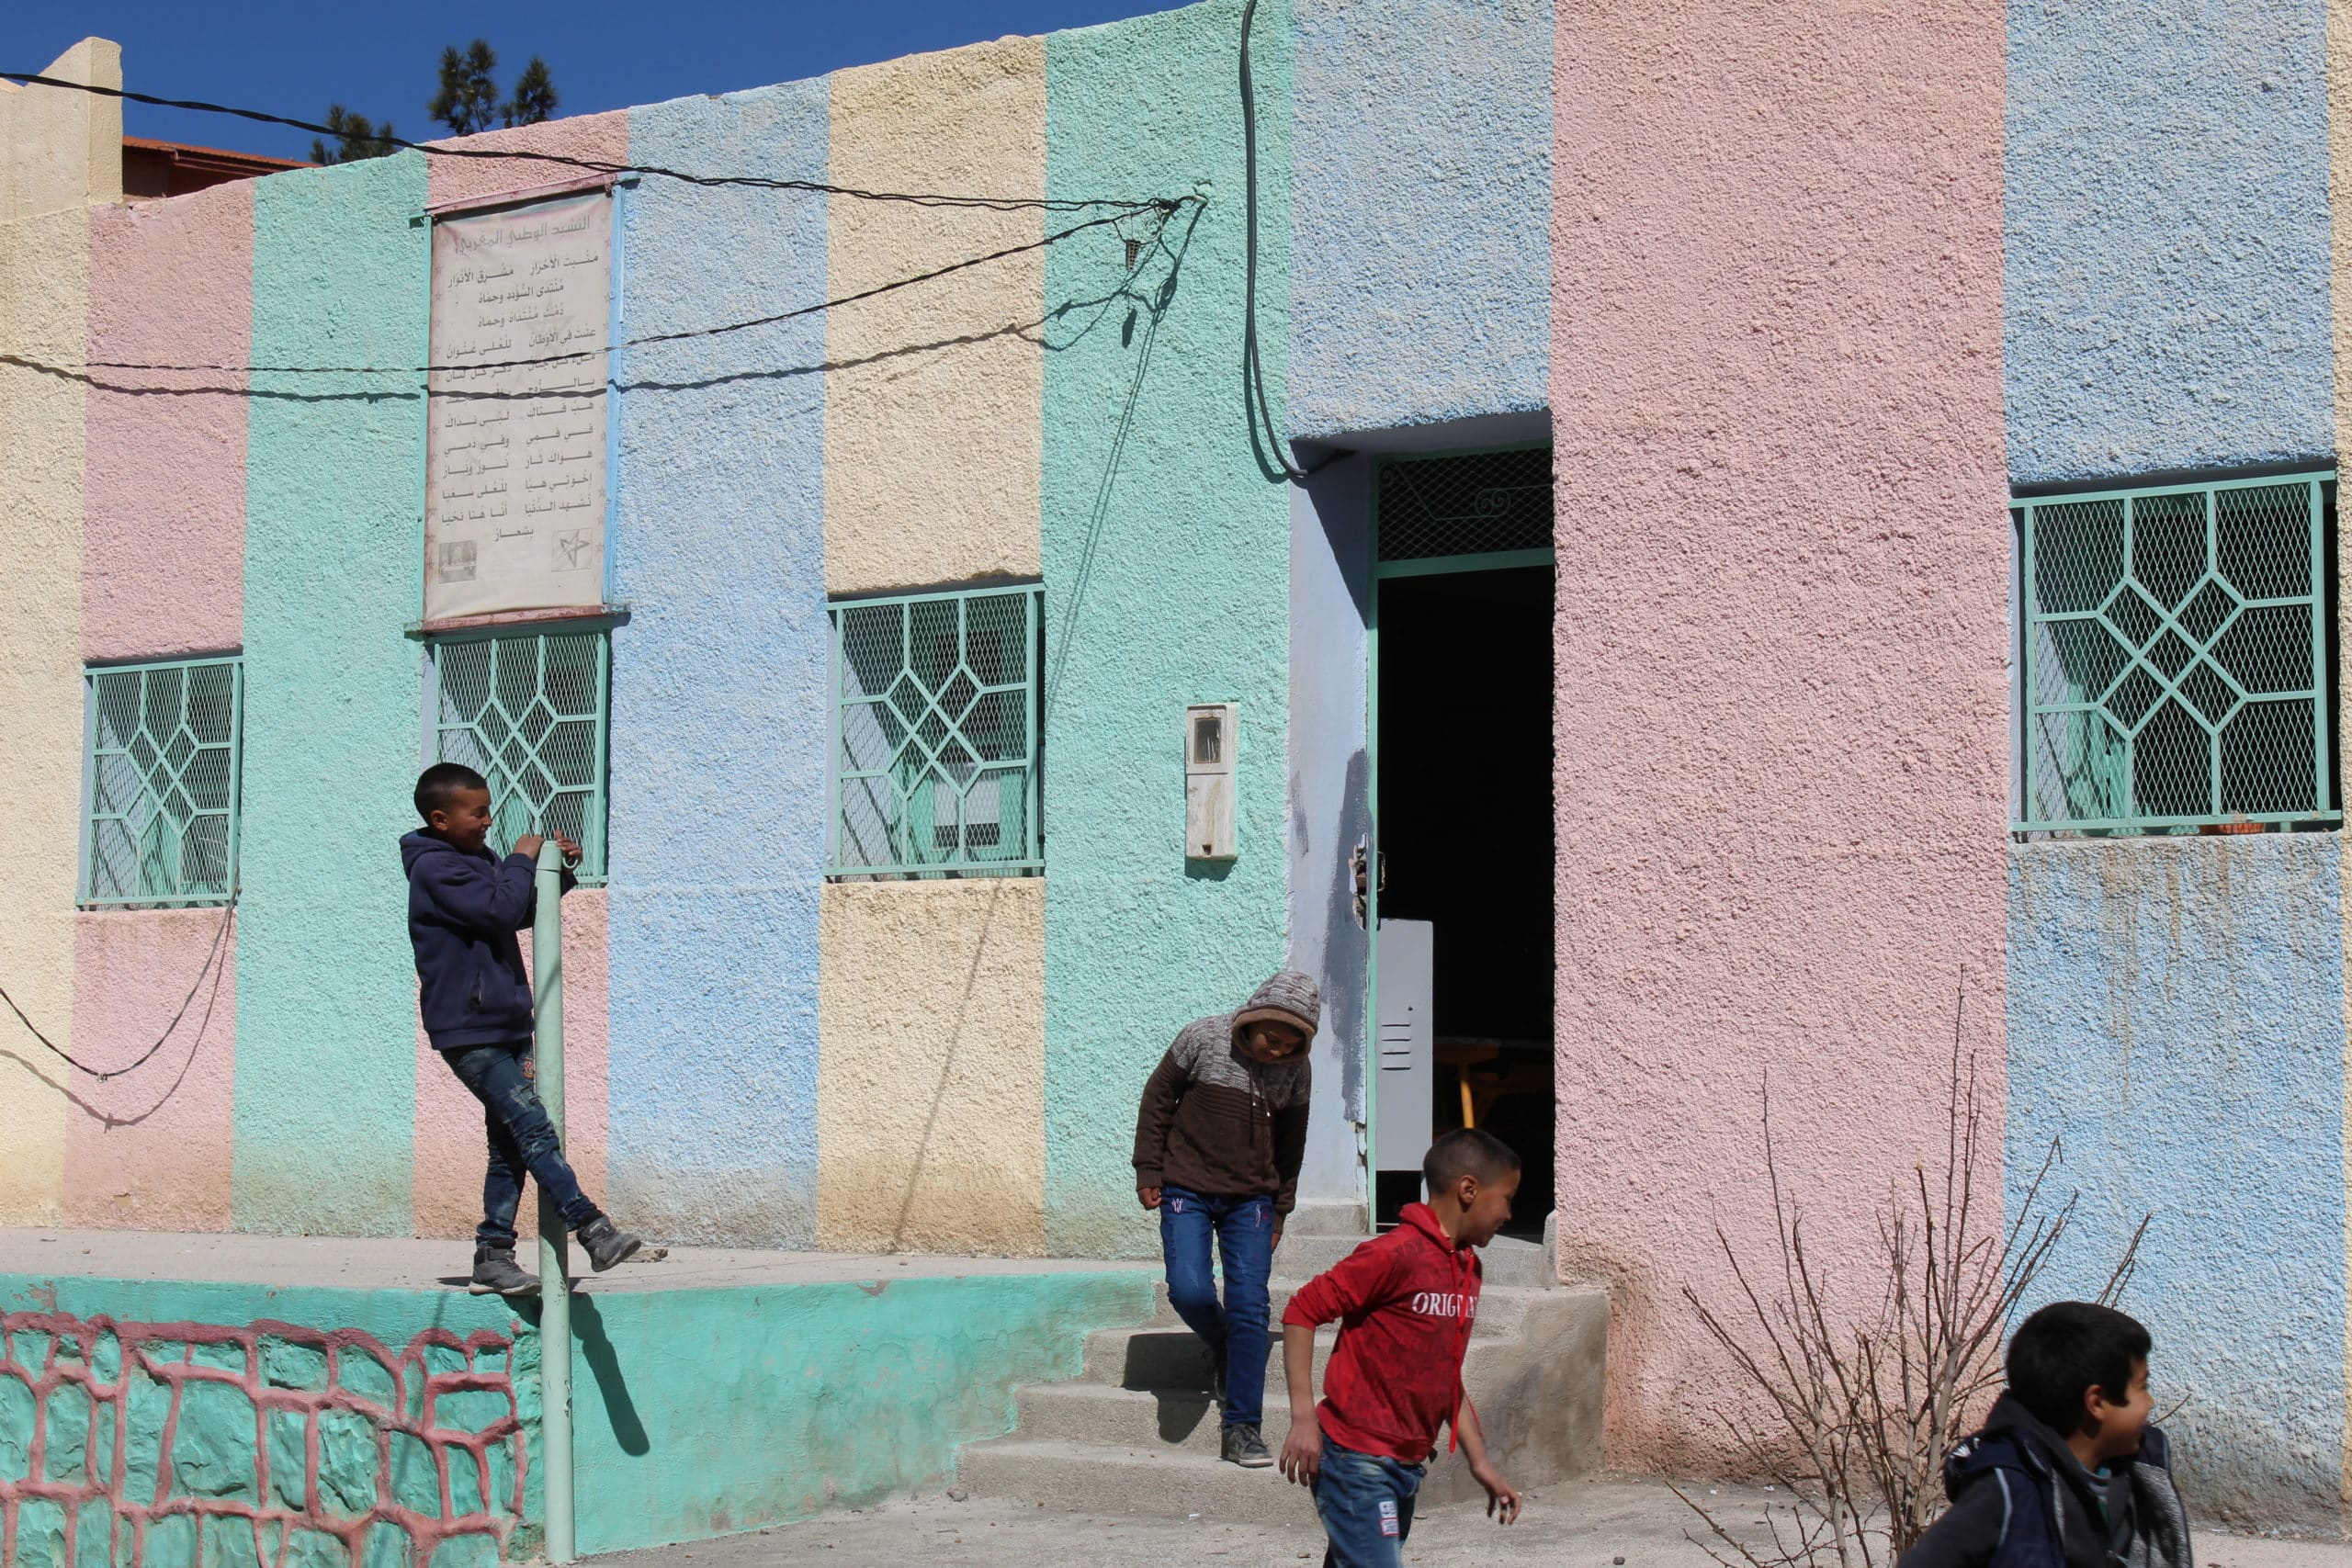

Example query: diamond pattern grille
[831,587,1040,878]
[2018,475,2336,833]
[84,659,242,905]
[1377,446,1554,561]
[432,632,609,880]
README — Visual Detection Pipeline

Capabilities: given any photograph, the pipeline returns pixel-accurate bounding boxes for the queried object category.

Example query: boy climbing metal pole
[405,762,642,1294]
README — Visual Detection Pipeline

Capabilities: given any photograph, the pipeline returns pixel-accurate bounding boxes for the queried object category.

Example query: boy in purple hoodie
[404,762,641,1295]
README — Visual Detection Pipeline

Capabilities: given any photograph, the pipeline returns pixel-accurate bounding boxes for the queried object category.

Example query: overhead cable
[0,200,1192,386]
[1238,0,1315,484]
[4,69,1149,213]
[0,896,236,1080]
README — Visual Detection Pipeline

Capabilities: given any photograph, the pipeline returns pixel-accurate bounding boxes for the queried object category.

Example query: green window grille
[82,658,243,907]
[2018,472,2337,835]
[1376,445,1555,568]
[429,630,611,882]
[829,586,1042,879]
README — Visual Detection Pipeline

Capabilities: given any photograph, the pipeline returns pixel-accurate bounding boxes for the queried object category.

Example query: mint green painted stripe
[235,152,431,1235]
[1042,0,1295,1256]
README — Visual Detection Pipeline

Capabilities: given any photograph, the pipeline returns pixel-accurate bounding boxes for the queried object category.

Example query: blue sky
[9,2,1181,163]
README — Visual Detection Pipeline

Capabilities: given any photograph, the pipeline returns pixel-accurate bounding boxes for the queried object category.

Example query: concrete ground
[0,1226,1154,1293]
[590,1477,2352,1568]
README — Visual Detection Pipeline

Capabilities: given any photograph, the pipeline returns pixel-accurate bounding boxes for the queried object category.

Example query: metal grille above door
[1375,446,1555,563]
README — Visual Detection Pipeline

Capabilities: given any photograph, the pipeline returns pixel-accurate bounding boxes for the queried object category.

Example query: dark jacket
[1133,971,1319,1214]
[401,830,571,1052]
[1899,1393,2191,1568]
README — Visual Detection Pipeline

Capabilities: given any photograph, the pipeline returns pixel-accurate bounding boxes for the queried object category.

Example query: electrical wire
[0,199,1191,386]
[4,69,1149,213]
[1238,0,1312,484]
[1,895,237,1081]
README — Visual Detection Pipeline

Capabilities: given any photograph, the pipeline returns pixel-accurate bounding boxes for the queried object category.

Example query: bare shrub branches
[1673,990,2152,1568]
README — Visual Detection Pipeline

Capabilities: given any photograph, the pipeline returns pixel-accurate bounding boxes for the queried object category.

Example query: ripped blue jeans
[1159,1184,1275,1427]
[441,1039,602,1249]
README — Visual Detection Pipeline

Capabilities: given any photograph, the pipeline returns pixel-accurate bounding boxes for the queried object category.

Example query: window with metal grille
[2017,473,2338,835]
[428,630,611,881]
[1376,445,1554,566]
[829,587,1042,879]
[82,658,243,907]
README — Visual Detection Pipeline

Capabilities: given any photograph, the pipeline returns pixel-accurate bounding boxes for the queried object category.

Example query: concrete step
[1139,1280,1533,1340]
[955,1438,1325,1528]
[1020,1326,1544,1454]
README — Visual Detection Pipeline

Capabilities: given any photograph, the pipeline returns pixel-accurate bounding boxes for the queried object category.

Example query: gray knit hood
[1233,970,1321,1039]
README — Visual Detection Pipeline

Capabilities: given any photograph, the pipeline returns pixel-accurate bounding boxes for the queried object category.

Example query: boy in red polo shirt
[1277,1129,1523,1566]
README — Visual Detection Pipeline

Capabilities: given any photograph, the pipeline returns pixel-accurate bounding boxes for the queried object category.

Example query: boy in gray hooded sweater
[1134,971,1320,1468]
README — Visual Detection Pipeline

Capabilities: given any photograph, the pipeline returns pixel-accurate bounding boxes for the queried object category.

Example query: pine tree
[310,105,399,164]
[503,57,559,129]
[428,39,503,137]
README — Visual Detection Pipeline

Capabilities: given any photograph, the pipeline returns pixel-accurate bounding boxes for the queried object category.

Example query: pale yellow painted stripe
[817,879,1046,1255]
[823,37,1046,593]
[0,201,90,1224]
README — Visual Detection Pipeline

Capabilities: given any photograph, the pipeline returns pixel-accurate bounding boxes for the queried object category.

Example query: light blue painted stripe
[234,152,431,1235]
[2007,835,2344,1529]
[1289,0,1553,440]
[606,83,831,1245]
[2004,0,2334,483]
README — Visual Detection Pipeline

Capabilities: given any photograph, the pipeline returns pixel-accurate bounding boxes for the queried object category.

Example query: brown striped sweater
[1132,971,1320,1215]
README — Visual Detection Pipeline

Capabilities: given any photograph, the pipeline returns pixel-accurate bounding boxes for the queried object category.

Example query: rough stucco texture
[2005,0,2334,484]
[2008,837,2346,1532]
[1551,0,2010,1468]
[1043,0,1295,1257]
[413,895,612,1239]
[824,39,1045,594]
[66,912,237,1231]
[570,1269,1153,1554]
[0,203,89,1225]
[234,151,430,1235]
[607,82,829,1246]
[1288,0,1551,439]
[83,181,250,660]
[818,881,1046,1254]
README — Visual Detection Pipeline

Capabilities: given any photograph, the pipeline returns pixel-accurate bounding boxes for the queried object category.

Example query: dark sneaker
[1208,1344,1229,1406]
[576,1216,643,1273]
[1221,1424,1273,1468]
[468,1247,539,1297]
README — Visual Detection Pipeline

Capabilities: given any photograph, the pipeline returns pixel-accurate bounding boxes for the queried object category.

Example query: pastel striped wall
[1552,0,2009,1469]
[1042,0,1295,1257]
[233,150,431,1235]
[0,40,118,1223]
[410,116,628,1239]
[609,82,830,1247]
[67,177,254,1230]
[816,38,1050,1255]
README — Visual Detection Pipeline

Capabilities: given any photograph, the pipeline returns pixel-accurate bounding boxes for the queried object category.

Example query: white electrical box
[1375,919,1433,1172]
[1185,702,1237,861]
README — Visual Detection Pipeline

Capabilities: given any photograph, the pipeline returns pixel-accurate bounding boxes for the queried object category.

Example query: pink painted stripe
[82,179,252,660]
[412,891,610,1239]
[1550,1,2009,1471]
[64,910,237,1231]
[422,114,629,212]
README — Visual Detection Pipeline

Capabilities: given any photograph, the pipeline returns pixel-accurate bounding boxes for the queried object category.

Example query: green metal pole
[532,840,573,1565]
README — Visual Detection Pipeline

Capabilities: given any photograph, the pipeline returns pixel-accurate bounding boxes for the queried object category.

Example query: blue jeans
[442,1040,601,1248]
[1158,1185,1275,1427]
[1312,1438,1424,1568]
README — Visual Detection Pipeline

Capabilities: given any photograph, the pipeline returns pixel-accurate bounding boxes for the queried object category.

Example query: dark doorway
[1374,565,1555,1234]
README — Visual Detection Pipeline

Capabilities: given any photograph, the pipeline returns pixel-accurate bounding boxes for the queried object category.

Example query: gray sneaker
[467,1247,539,1297]
[1221,1424,1272,1468]
[576,1215,643,1272]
